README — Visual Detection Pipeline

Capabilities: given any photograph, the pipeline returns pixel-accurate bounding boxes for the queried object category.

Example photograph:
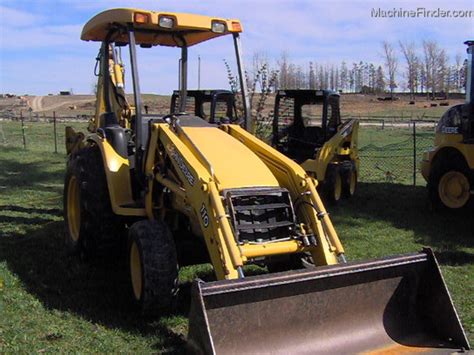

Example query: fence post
[53,111,58,153]
[413,121,416,186]
[21,111,26,149]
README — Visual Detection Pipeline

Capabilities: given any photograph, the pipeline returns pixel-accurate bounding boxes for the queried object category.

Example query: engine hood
[181,126,279,190]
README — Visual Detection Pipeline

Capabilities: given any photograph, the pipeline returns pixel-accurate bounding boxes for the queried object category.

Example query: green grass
[0,122,473,352]
[0,146,191,353]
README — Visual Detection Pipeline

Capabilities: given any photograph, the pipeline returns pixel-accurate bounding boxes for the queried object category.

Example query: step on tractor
[272,89,359,203]
[64,8,470,354]
[422,40,474,210]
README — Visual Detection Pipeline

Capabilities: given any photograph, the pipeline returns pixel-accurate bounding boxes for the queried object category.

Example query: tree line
[249,40,468,99]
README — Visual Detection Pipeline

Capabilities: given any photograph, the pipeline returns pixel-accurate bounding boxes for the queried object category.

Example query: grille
[224,188,297,243]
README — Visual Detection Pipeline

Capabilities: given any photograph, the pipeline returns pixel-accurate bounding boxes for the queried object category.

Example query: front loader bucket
[187,249,469,354]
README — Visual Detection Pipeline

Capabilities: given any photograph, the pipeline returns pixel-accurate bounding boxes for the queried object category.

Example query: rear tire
[128,220,179,316]
[63,145,124,258]
[428,154,471,210]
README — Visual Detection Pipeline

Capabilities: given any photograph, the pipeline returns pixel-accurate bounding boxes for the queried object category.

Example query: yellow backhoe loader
[272,89,359,202]
[64,8,470,354]
[422,40,474,209]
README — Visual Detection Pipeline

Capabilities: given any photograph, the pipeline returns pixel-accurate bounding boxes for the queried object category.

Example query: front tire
[324,164,342,203]
[128,220,179,316]
[342,163,357,199]
[428,154,471,210]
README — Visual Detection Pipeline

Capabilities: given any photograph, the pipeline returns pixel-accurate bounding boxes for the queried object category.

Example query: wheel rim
[67,175,81,242]
[349,170,357,196]
[438,171,470,208]
[334,173,342,201]
[130,241,143,301]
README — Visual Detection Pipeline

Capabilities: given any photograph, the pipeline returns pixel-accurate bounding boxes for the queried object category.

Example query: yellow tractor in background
[422,40,474,209]
[272,89,359,202]
[64,8,470,354]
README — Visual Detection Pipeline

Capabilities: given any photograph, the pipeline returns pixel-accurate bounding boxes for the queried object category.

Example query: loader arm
[145,122,242,279]
[223,124,344,265]
[143,120,346,280]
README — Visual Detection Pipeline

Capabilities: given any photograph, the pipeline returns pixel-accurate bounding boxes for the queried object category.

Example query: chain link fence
[1,113,437,186]
[358,120,437,185]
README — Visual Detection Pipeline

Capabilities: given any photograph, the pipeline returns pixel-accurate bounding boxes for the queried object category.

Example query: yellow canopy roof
[81,8,243,47]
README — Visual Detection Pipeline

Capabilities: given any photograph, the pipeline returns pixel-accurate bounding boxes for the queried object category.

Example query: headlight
[211,21,226,33]
[159,16,175,29]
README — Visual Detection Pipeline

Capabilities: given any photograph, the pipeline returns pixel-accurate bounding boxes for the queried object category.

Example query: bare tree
[375,66,385,93]
[454,53,463,92]
[339,61,348,92]
[251,52,270,89]
[399,41,418,100]
[419,64,426,94]
[277,51,290,89]
[368,63,376,92]
[422,40,447,99]
[382,41,398,99]
[330,65,335,90]
[308,62,316,89]
[295,65,306,89]
[461,59,468,93]
[270,41,459,97]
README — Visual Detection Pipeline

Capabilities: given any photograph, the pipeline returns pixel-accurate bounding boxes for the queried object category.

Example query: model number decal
[200,204,209,228]
[168,144,196,186]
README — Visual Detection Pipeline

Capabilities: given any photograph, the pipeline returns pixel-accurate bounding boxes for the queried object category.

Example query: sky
[0,0,473,95]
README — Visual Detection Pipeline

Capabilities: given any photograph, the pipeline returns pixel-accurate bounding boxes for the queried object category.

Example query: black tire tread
[341,161,357,199]
[128,220,179,316]
[323,164,341,204]
[64,145,123,257]
[428,152,471,210]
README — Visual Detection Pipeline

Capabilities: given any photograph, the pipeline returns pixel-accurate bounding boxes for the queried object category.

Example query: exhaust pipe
[187,248,469,354]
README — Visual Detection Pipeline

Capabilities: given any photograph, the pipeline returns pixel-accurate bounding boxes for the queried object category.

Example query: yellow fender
[87,135,146,217]
[421,132,474,181]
